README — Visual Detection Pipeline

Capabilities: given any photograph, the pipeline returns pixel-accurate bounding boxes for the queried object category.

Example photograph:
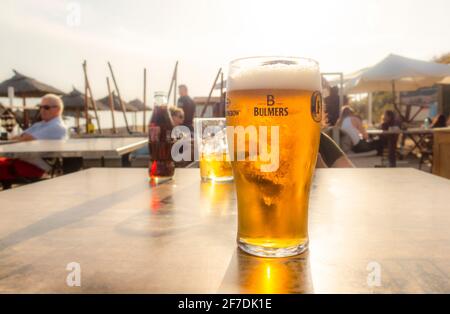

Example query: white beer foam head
[227,57,321,92]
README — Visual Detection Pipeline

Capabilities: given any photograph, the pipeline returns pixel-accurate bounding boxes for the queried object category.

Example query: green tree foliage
[349,92,394,125]
[433,52,450,64]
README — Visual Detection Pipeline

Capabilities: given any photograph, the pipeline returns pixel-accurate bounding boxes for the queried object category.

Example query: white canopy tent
[340,54,450,124]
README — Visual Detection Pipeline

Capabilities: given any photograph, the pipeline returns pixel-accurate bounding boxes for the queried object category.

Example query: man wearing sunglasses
[18,94,67,141]
[0,94,67,189]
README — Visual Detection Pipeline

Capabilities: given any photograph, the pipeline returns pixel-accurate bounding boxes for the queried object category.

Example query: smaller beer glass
[194,118,233,182]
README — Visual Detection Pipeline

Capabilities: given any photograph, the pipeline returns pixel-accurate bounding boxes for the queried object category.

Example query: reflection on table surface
[220,249,313,293]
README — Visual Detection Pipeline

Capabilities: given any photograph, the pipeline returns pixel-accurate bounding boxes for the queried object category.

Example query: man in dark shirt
[324,87,339,126]
[177,85,196,132]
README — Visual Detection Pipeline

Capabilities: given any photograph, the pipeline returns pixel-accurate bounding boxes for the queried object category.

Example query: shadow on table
[218,248,313,293]
[0,181,144,252]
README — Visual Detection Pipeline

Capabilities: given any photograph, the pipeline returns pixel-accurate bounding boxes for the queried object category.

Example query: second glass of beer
[226,56,322,257]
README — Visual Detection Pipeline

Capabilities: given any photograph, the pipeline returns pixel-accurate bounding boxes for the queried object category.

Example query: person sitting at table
[169,106,185,127]
[431,114,447,128]
[131,106,187,162]
[170,106,189,140]
[336,105,382,155]
[380,110,400,131]
[0,94,67,189]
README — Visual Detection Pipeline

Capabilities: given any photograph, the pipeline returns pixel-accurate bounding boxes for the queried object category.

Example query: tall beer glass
[226,56,322,257]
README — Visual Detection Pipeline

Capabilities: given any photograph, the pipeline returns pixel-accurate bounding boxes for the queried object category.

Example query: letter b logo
[267,95,275,106]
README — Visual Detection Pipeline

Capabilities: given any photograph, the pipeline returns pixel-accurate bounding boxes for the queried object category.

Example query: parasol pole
[174,62,178,107]
[22,97,29,129]
[367,92,373,126]
[200,68,222,117]
[82,61,102,134]
[167,61,178,106]
[392,80,404,123]
[83,63,89,133]
[108,61,131,134]
[143,68,147,133]
[76,108,80,134]
[106,77,117,134]
[7,87,14,109]
[220,71,224,96]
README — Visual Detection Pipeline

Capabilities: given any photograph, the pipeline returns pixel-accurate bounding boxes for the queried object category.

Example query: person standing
[177,84,195,133]
[324,86,340,126]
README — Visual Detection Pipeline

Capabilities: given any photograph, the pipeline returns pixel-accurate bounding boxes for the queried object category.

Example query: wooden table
[0,137,148,159]
[367,128,438,167]
[0,137,148,168]
[432,128,450,179]
[0,168,449,293]
[0,140,19,146]
[367,128,434,136]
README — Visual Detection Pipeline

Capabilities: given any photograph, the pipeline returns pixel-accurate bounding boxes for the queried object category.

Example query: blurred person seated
[379,109,401,130]
[380,107,400,127]
[86,117,95,133]
[169,106,185,127]
[133,106,187,160]
[336,105,382,155]
[431,114,447,128]
[169,106,189,139]
[0,94,67,189]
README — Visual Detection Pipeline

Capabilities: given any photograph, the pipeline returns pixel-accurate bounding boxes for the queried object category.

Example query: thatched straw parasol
[128,98,151,111]
[0,70,65,98]
[62,88,108,111]
[98,93,135,111]
[125,103,139,112]
[62,88,107,132]
[0,70,66,129]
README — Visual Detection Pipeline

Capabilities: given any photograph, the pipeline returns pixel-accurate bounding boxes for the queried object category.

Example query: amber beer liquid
[199,152,233,181]
[226,57,322,257]
[194,117,234,182]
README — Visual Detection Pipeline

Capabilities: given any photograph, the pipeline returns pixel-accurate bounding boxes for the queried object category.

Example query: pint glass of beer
[226,56,322,257]
[194,118,233,182]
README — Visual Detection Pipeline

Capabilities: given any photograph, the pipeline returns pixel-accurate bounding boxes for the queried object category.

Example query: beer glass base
[238,240,308,258]
[201,177,234,182]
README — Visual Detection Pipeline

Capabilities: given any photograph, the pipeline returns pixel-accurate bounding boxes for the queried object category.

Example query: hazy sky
[1,0,449,105]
